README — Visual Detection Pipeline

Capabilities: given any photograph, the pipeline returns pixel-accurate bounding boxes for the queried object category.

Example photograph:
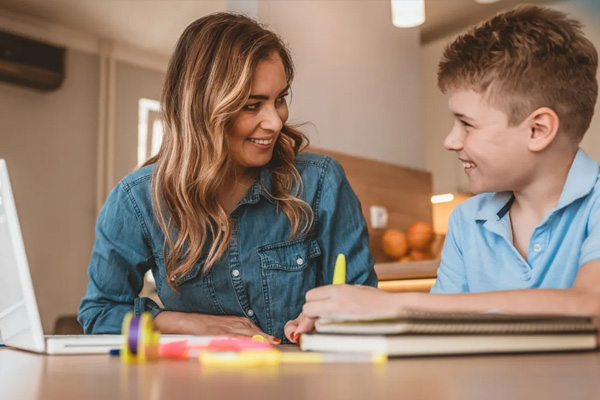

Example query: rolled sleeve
[430,207,468,294]
[580,195,600,266]
[78,180,161,334]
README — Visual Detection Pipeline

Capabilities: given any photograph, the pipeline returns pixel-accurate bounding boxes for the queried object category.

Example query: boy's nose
[443,124,463,151]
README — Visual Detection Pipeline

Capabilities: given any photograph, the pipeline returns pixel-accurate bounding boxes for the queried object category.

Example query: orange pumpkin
[406,221,434,251]
[381,229,408,259]
[409,248,435,261]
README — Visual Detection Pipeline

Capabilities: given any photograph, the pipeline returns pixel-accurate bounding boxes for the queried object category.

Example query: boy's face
[444,89,534,194]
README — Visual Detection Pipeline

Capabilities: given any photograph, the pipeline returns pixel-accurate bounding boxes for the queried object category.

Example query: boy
[286,5,600,341]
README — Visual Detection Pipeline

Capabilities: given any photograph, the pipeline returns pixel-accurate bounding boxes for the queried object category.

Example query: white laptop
[0,160,223,355]
[0,159,123,354]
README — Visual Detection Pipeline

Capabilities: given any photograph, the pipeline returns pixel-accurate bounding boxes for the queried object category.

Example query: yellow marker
[332,253,346,285]
[199,349,387,367]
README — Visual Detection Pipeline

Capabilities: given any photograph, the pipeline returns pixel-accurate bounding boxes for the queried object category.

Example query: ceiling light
[391,0,425,28]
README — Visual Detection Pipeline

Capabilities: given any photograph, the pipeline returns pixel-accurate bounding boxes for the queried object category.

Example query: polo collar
[555,148,599,210]
[474,148,599,222]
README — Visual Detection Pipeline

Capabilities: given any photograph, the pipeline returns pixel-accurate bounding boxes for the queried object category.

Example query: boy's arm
[394,259,600,315]
[301,260,600,321]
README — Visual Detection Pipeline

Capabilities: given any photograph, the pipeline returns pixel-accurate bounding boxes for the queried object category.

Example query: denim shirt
[78,152,377,338]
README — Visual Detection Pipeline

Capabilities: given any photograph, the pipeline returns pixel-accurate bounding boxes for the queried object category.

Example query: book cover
[301,311,598,356]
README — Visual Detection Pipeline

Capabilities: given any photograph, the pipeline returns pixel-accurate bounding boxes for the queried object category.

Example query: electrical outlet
[370,205,388,229]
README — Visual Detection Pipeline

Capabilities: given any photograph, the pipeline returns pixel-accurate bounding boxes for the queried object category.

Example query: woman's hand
[153,311,281,344]
[302,284,399,320]
[284,312,316,343]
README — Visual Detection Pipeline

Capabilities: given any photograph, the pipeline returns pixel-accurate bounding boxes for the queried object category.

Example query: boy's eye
[244,103,260,111]
[460,120,472,128]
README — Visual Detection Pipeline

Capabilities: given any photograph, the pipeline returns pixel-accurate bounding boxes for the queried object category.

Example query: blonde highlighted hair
[438,5,598,142]
[144,13,313,290]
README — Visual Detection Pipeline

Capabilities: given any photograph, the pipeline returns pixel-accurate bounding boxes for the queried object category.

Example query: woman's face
[228,52,290,173]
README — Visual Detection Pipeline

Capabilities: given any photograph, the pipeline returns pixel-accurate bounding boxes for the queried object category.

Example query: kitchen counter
[374,259,439,293]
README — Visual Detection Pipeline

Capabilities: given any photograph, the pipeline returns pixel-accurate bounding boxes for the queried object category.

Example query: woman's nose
[260,105,284,133]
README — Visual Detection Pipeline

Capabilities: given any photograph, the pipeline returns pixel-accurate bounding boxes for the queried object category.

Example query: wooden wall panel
[307,148,433,262]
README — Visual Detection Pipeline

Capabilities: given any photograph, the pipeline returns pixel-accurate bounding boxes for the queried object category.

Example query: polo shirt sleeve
[580,192,600,266]
[430,207,469,294]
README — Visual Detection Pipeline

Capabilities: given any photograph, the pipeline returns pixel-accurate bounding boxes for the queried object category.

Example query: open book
[300,310,598,357]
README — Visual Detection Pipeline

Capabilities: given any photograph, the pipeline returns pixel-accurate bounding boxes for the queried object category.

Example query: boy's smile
[444,89,533,194]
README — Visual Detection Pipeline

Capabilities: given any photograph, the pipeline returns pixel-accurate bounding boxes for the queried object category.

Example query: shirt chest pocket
[257,238,322,272]
[256,237,322,329]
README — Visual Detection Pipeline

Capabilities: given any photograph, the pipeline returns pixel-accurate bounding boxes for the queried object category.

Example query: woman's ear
[527,107,560,152]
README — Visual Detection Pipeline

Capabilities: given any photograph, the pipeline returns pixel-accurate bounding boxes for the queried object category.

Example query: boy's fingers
[283,318,300,342]
[302,299,337,319]
[305,284,338,302]
[295,315,316,335]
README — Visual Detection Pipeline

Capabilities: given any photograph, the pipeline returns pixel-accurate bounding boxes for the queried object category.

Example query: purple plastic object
[128,315,140,355]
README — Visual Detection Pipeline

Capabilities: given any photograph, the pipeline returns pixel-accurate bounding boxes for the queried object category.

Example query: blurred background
[0,0,598,332]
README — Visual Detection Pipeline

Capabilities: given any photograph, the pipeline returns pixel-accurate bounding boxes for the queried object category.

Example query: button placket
[227,215,256,323]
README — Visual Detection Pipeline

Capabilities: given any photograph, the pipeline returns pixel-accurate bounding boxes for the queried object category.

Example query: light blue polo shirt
[431,148,600,294]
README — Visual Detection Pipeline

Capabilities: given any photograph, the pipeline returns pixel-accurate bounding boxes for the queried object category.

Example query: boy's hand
[284,312,316,343]
[302,284,396,319]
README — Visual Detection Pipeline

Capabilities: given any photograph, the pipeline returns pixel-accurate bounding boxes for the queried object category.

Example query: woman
[78,13,377,343]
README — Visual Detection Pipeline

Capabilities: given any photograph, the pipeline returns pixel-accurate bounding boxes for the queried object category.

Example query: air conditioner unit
[0,30,65,91]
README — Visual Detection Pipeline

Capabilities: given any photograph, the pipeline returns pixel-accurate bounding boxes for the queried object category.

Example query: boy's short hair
[438,5,598,142]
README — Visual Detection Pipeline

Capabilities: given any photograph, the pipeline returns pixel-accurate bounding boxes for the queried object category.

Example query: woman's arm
[153,311,280,342]
[78,180,160,334]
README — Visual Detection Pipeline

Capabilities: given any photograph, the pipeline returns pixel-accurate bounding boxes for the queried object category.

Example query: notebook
[300,310,598,356]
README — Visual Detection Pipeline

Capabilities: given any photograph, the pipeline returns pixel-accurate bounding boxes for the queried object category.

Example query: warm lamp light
[431,193,472,235]
[391,0,425,28]
[431,193,454,204]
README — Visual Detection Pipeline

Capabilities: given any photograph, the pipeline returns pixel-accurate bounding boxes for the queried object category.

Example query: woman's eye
[276,93,289,104]
[244,103,260,111]
[460,120,472,128]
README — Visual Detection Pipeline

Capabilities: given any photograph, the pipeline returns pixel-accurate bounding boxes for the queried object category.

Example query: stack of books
[300,310,598,356]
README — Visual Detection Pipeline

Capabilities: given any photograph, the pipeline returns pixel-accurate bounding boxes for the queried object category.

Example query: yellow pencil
[332,253,346,284]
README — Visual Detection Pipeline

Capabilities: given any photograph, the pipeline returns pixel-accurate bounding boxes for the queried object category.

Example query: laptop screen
[0,160,46,352]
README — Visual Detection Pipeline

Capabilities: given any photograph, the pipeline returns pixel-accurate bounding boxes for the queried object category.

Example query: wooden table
[2,348,599,400]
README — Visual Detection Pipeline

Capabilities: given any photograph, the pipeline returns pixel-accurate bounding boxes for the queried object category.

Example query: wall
[422,0,600,194]
[0,50,99,332]
[258,0,425,169]
[113,62,164,185]
[0,1,427,332]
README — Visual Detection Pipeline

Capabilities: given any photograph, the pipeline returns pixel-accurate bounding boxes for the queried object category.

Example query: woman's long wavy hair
[144,13,313,290]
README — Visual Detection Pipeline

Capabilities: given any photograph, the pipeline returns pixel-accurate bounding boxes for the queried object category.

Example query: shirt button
[533,243,543,252]
[521,271,532,281]
[232,269,240,278]
[247,309,254,317]
[296,257,304,266]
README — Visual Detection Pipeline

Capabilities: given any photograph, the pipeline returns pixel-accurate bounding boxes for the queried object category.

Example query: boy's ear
[527,107,560,152]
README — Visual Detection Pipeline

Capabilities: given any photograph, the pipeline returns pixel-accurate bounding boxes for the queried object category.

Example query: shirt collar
[555,148,599,210]
[239,167,276,206]
[475,191,514,222]
[474,148,599,222]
